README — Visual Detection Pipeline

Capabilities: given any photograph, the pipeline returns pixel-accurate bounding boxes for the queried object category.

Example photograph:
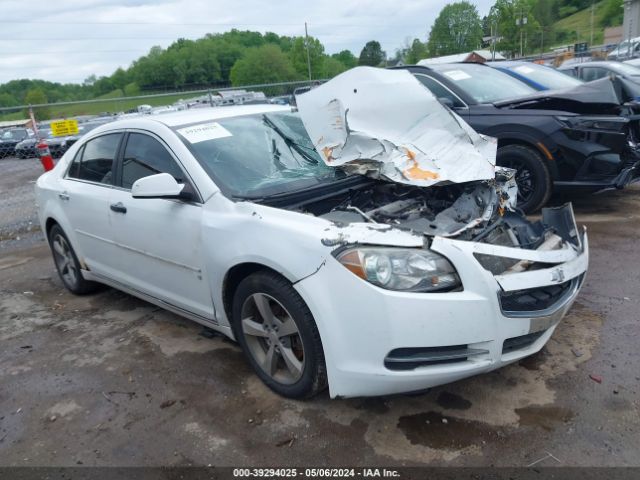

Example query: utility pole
[590,1,594,46]
[304,22,312,82]
[516,9,527,57]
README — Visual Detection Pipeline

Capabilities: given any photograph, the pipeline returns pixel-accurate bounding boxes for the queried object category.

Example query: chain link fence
[0,79,324,124]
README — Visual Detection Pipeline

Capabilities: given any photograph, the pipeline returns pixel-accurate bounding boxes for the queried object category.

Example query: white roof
[108,104,291,129]
[418,50,505,66]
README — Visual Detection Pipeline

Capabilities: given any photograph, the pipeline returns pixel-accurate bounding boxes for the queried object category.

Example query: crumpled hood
[296,67,497,187]
[494,76,640,113]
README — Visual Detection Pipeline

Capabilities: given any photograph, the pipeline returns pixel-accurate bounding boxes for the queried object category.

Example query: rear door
[107,131,214,319]
[59,133,123,277]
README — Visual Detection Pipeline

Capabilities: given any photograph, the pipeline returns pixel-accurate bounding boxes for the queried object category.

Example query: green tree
[0,92,18,107]
[322,56,348,78]
[427,1,483,56]
[23,88,51,120]
[358,41,386,66]
[405,39,429,64]
[601,0,623,27]
[489,0,541,57]
[289,36,325,79]
[331,50,358,68]
[230,44,299,86]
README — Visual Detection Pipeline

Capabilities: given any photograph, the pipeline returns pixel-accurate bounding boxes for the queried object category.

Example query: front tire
[48,224,100,295]
[231,271,327,399]
[497,144,552,213]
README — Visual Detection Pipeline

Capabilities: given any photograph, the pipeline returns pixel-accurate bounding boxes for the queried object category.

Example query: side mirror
[131,173,185,198]
[438,97,454,108]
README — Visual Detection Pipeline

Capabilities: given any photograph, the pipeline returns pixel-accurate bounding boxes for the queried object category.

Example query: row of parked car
[392,60,640,212]
[0,119,115,160]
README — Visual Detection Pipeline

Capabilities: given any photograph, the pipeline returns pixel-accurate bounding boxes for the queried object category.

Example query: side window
[581,67,607,81]
[68,134,121,185]
[414,74,465,108]
[121,133,185,189]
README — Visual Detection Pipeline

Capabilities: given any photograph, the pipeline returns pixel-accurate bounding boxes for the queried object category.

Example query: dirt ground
[0,157,638,467]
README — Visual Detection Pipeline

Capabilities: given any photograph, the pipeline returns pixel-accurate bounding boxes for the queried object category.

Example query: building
[0,119,34,130]
[417,50,506,66]
[624,0,640,41]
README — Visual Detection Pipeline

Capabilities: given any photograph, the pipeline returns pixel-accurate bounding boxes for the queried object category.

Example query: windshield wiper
[262,114,319,166]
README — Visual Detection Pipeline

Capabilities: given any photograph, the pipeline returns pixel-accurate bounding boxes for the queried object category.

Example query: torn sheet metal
[296,67,497,187]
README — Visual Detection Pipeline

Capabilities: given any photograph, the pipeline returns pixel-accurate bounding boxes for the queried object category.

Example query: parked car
[15,129,67,159]
[487,61,584,91]
[36,79,588,399]
[558,61,640,84]
[607,37,640,60]
[396,63,640,212]
[0,128,33,158]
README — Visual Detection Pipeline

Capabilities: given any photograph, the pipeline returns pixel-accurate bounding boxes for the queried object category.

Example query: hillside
[551,1,609,47]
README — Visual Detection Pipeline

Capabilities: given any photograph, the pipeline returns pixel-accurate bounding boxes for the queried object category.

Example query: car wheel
[48,225,100,295]
[232,271,327,399]
[496,144,552,213]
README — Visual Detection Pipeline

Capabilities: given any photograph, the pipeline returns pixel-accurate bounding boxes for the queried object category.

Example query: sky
[0,0,495,85]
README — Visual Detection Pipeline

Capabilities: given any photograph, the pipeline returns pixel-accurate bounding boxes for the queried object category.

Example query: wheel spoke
[53,239,65,256]
[279,345,303,378]
[252,294,275,325]
[263,343,278,375]
[242,317,268,337]
[277,317,298,337]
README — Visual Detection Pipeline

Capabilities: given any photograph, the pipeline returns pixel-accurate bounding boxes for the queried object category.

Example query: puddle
[397,411,496,449]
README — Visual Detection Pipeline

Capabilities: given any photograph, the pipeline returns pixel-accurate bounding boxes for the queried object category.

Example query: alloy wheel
[500,158,535,204]
[52,234,78,287]
[240,293,305,385]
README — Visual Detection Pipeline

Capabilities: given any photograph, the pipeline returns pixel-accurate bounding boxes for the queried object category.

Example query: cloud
[0,0,495,84]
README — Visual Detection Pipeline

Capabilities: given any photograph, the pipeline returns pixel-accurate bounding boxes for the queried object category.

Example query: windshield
[1,129,25,140]
[174,112,348,198]
[507,63,583,89]
[431,63,537,103]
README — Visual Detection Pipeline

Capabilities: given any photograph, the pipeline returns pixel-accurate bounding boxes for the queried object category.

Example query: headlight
[334,247,461,292]
[555,115,627,132]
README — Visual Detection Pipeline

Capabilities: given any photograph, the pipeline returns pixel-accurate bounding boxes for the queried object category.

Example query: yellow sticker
[50,119,79,137]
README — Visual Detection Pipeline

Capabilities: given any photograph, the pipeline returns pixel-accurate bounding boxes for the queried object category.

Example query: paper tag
[177,122,232,143]
[514,65,535,74]
[443,70,472,81]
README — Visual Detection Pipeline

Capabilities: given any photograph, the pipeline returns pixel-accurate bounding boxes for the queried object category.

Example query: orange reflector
[536,142,554,161]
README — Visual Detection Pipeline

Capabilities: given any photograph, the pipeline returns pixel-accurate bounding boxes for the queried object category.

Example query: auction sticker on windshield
[514,65,535,74]
[177,122,232,143]
[443,70,472,81]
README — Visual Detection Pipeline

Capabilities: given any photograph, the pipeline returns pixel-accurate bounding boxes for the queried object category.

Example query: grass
[551,1,608,47]
[0,91,201,122]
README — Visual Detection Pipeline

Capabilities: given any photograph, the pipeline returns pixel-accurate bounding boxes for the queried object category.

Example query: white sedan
[35,101,588,398]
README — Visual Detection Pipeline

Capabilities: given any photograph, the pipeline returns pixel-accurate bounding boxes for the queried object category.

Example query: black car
[0,128,33,158]
[14,129,67,159]
[396,63,640,212]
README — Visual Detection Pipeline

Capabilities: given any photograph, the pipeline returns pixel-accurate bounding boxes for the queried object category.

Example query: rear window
[67,133,122,185]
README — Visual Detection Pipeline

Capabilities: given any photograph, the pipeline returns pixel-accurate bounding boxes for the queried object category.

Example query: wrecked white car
[35,68,588,398]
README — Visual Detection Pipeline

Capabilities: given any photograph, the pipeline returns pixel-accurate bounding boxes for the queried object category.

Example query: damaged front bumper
[294,213,589,398]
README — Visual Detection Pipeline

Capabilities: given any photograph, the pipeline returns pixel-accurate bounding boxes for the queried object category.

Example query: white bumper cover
[295,230,589,398]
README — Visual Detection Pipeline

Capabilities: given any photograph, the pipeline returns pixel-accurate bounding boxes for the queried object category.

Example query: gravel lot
[0,156,639,467]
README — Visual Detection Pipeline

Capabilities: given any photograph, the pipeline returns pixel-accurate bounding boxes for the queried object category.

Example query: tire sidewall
[48,225,85,294]
[497,144,551,213]
[231,273,324,399]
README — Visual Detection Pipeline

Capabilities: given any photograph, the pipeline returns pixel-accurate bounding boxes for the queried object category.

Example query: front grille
[502,331,545,354]
[384,345,488,371]
[499,278,577,314]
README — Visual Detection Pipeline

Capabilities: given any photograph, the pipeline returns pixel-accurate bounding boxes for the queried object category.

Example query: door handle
[58,192,70,201]
[110,202,127,214]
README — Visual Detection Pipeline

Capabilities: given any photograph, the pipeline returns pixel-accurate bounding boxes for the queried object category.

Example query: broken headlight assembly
[334,247,461,292]
[555,115,627,132]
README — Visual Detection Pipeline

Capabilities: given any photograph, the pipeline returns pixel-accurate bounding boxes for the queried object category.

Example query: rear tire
[231,271,327,399]
[48,224,100,295]
[497,144,552,213]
